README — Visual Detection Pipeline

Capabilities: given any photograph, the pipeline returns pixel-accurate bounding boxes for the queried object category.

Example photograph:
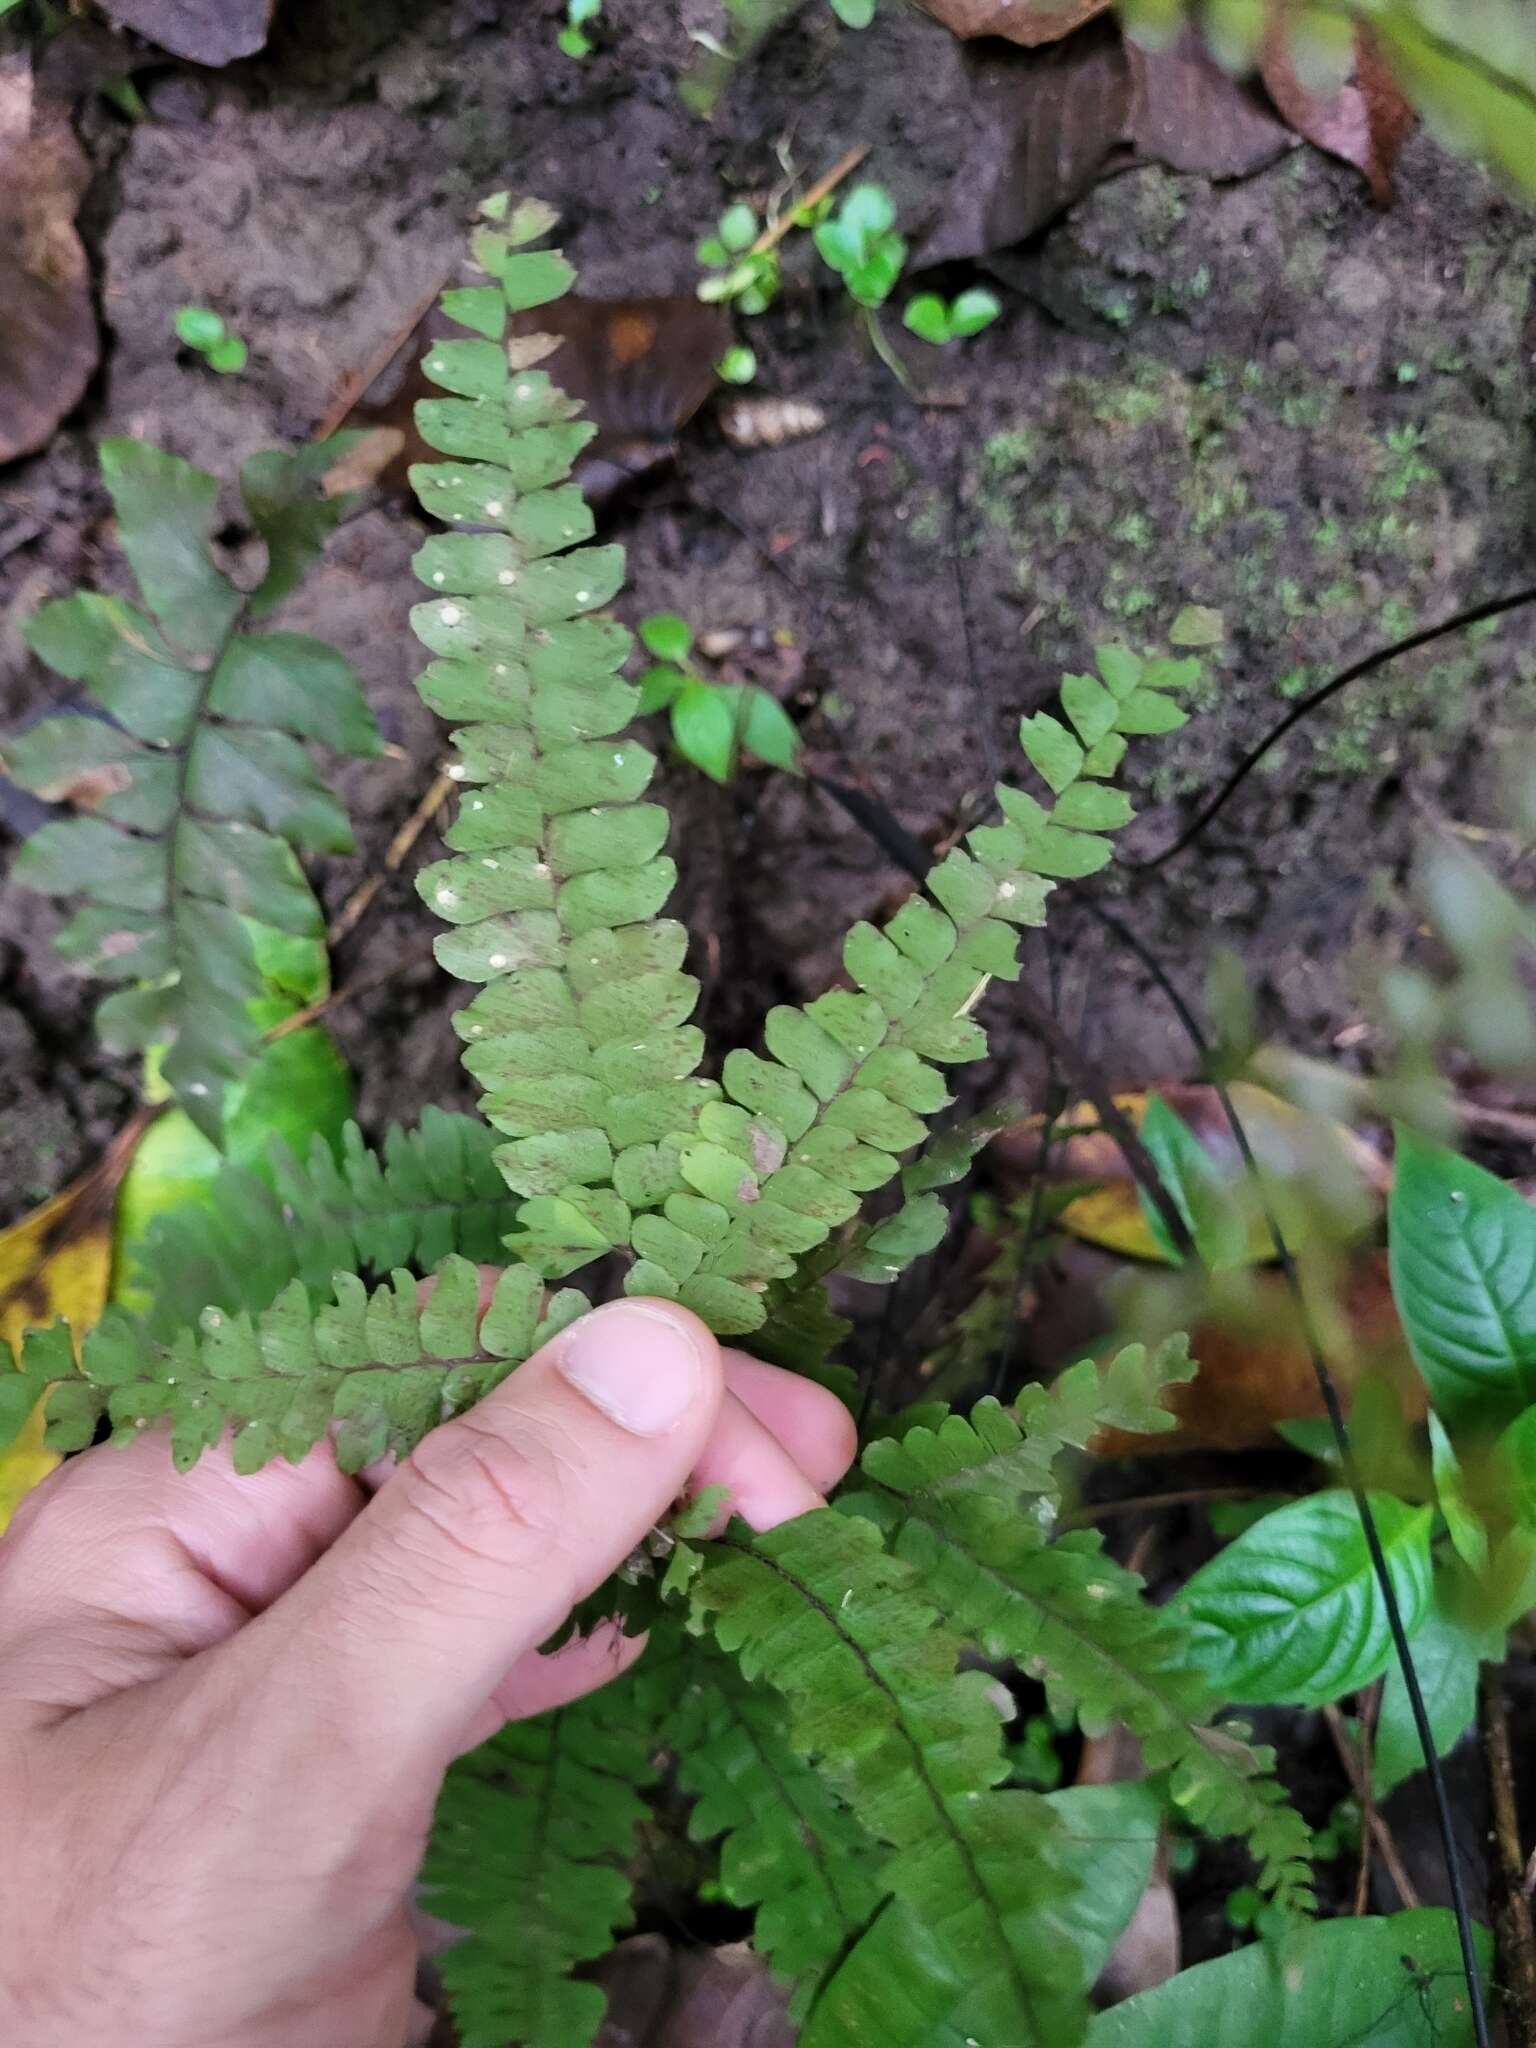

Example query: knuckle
[392,1411,568,1576]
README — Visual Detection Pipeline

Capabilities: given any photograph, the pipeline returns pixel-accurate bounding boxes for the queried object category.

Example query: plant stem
[862,306,912,392]
[754,143,870,255]
[1322,1705,1420,1911]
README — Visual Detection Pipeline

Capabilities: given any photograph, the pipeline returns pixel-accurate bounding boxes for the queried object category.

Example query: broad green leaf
[1429,1412,1489,1575]
[1137,1093,1250,1269]
[1174,1490,1434,1707]
[1372,1587,1500,1798]
[1089,1909,1491,2048]
[1389,1127,1536,1425]
[208,634,380,755]
[639,612,692,663]
[672,682,737,783]
[902,293,951,345]
[1040,1783,1162,1987]
[737,685,800,771]
[99,439,241,656]
[948,286,1001,337]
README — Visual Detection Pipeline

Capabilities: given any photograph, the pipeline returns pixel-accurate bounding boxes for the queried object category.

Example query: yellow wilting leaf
[0,1111,156,1532]
[993,1081,1388,1264]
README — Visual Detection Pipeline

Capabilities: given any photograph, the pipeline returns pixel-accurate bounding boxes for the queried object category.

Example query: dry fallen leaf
[993,1080,1389,1264]
[0,53,98,467]
[0,1112,156,1530]
[593,1937,795,2048]
[1260,25,1414,204]
[917,25,1134,265]
[96,0,276,66]
[1093,1249,1426,1455]
[1129,30,1295,180]
[918,0,1113,46]
[334,294,733,510]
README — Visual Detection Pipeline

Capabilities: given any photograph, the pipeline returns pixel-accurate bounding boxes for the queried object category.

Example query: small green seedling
[716,345,757,385]
[813,182,905,309]
[636,612,800,784]
[558,0,601,58]
[174,306,248,375]
[696,202,779,314]
[829,0,876,22]
[902,287,1001,346]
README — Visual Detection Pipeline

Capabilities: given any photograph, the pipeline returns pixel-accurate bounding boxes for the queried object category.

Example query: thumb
[236,1298,723,1768]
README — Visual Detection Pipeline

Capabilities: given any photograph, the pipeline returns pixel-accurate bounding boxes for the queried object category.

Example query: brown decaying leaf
[0,54,98,467]
[917,24,1134,265]
[1260,25,1415,205]
[1093,1248,1426,1456]
[334,293,732,511]
[592,1937,795,2048]
[96,0,275,67]
[992,1080,1390,1264]
[0,1110,158,1530]
[918,0,1113,48]
[1128,30,1295,180]
[916,24,1295,269]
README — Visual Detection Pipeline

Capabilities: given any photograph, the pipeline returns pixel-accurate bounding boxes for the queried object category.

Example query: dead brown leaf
[1129,30,1295,179]
[97,0,275,66]
[1093,1249,1426,1455]
[918,0,1113,47]
[917,25,1134,264]
[1260,25,1415,204]
[333,293,732,510]
[0,54,98,467]
[592,1937,795,2048]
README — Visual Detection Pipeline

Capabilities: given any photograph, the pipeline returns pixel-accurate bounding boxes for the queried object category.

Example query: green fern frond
[668,1637,886,2014]
[407,205,722,1294]
[855,1350,1316,1914]
[135,1110,522,1336]
[7,438,380,1138]
[692,1508,1090,2045]
[5,1253,583,1476]
[424,1653,672,2048]
[639,647,1199,1334]
[405,206,1199,1339]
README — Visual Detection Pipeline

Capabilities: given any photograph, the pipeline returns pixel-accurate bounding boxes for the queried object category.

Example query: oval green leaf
[1174,1490,1434,1707]
[1389,1126,1536,1425]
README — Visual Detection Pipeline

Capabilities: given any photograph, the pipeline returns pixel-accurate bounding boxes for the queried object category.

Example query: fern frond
[6,1253,583,1475]
[645,647,1200,1333]
[7,439,379,1138]
[134,1110,522,1336]
[856,1353,1316,1914]
[693,1509,1089,2045]
[404,209,1199,1340]
[406,206,726,1297]
[667,1636,886,2014]
[425,1653,672,2048]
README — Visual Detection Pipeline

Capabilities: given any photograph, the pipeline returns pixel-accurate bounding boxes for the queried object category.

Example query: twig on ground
[263,940,439,1044]
[1323,1705,1421,1911]
[1482,1665,1536,2045]
[1061,1486,1272,1530]
[328,766,458,948]
[752,144,870,257]
[312,271,454,442]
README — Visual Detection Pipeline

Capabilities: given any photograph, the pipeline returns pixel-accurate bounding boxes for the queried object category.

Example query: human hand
[0,1290,856,2048]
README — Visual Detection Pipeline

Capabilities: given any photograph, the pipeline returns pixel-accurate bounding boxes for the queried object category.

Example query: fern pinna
[3,197,1314,2047]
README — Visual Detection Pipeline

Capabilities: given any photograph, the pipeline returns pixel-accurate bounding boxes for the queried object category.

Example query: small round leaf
[639,612,693,663]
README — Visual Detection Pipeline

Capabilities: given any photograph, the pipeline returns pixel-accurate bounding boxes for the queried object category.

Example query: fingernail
[555,1301,708,1435]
